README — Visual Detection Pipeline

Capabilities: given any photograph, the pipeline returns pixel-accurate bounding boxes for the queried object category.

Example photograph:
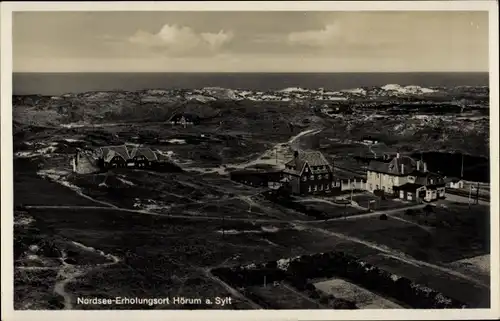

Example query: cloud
[128,24,234,56]
[287,24,341,47]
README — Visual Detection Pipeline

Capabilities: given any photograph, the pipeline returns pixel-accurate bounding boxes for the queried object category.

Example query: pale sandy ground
[314,278,403,309]
[449,254,490,275]
[437,193,490,206]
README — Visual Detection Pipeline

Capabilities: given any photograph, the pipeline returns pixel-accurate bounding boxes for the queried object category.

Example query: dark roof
[130,146,158,161]
[99,145,130,162]
[283,168,301,176]
[98,145,158,162]
[396,183,424,192]
[413,171,445,186]
[368,155,420,176]
[285,150,332,174]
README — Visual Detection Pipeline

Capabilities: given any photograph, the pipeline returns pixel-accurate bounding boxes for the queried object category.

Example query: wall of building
[367,171,408,194]
[73,152,100,174]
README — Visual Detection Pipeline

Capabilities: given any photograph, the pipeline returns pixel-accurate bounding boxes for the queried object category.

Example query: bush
[332,298,358,309]
[405,209,415,216]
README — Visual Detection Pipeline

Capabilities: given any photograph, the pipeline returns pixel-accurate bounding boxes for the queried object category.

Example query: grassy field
[321,207,489,264]
[295,200,366,217]
[314,278,403,309]
[248,284,323,309]
[15,205,353,309]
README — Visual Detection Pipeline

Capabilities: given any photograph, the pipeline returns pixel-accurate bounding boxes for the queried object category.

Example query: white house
[445,177,464,189]
[366,153,421,194]
[367,153,446,202]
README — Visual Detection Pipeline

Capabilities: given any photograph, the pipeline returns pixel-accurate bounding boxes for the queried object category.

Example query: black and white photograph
[1,1,499,320]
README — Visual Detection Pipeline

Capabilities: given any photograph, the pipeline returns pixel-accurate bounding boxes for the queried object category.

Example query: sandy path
[53,242,121,309]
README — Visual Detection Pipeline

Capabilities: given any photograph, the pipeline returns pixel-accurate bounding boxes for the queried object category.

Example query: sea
[13,72,489,96]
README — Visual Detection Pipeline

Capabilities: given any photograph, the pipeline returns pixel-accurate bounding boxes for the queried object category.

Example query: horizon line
[13,71,490,74]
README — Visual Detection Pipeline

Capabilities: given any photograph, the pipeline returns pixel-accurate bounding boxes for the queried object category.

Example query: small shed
[445,177,464,189]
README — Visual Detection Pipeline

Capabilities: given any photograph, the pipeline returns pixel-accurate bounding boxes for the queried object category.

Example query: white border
[1,2,499,321]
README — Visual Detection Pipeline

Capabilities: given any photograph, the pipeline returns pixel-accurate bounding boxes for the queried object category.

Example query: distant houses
[168,113,200,127]
[362,136,380,145]
[367,153,446,202]
[72,144,173,174]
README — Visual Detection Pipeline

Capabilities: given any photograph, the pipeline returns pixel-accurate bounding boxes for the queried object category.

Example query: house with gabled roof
[94,144,162,169]
[367,153,446,202]
[283,150,338,195]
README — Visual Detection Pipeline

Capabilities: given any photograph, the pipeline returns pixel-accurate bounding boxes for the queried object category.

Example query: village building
[367,153,446,202]
[95,145,161,169]
[71,145,170,174]
[230,169,283,189]
[169,113,199,127]
[362,136,380,145]
[444,177,465,189]
[283,150,339,195]
[394,171,446,202]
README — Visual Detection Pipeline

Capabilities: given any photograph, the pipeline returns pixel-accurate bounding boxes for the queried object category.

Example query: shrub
[332,298,357,309]
[405,209,415,216]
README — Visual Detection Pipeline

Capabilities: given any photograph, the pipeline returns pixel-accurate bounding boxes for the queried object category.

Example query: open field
[321,205,489,265]
[294,199,367,217]
[12,86,491,310]
[248,283,323,309]
[314,278,404,309]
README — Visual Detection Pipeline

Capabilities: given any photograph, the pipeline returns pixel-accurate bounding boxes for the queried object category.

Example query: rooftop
[285,150,332,174]
[97,145,158,162]
[368,154,421,176]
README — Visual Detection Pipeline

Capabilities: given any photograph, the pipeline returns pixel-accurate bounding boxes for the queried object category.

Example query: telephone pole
[475,182,480,204]
[461,154,464,178]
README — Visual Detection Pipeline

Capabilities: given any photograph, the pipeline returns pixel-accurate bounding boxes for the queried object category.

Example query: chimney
[396,152,400,159]
[401,164,404,174]
[423,162,428,172]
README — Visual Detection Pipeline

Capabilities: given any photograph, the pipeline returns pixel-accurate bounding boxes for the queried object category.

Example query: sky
[12,11,489,72]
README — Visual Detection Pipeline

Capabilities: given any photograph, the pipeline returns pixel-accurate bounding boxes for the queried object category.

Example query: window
[305,167,309,172]
[318,174,322,180]
[310,175,314,180]
[369,184,373,190]
[314,185,318,192]
[308,186,312,192]
[302,176,307,182]
[319,184,323,191]
[326,184,330,190]
[331,182,335,187]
